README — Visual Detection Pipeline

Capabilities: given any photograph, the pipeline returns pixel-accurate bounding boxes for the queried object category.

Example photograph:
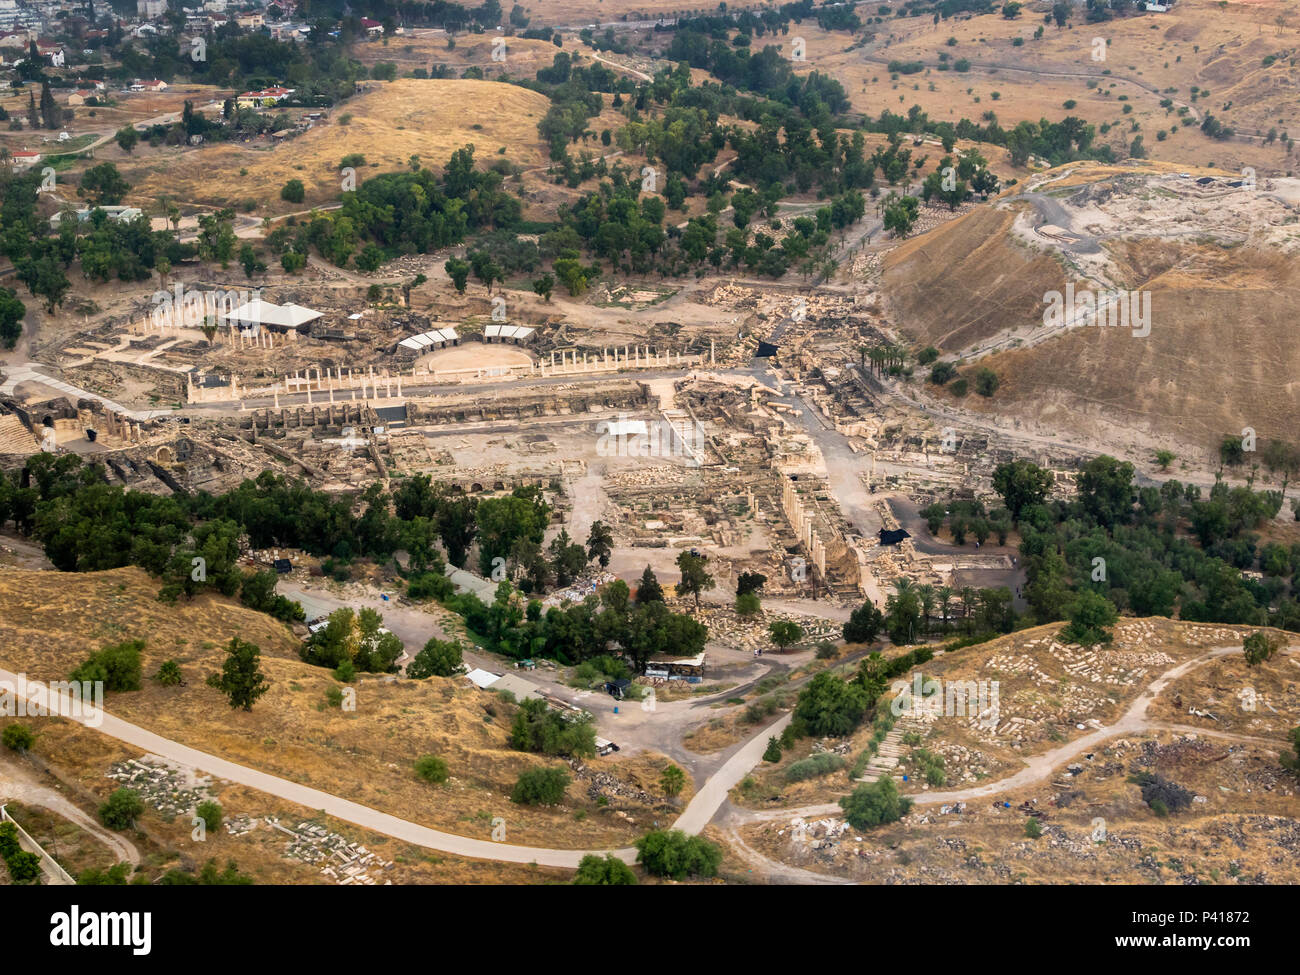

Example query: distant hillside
[882,167,1300,455]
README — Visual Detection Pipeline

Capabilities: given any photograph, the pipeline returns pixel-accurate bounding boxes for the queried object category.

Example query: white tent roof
[484,324,535,340]
[398,327,459,350]
[223,299,323,329]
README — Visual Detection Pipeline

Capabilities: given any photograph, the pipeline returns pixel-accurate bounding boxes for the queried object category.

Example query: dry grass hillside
[882,204,1066,352]
[130,79,553,209]
[882,167,1300,452]
[803,0,1300,175]
[735,618,1300,884]
[0,566,681,851]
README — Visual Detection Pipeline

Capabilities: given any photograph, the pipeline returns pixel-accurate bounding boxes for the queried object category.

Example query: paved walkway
[0,362,169,421]
[0,666,788,870]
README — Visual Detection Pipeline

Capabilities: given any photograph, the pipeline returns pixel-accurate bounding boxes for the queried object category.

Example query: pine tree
[40,82,60,130]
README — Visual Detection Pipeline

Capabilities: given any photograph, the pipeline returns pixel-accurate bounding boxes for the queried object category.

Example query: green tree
[1077,455,1135,527]
[280,178,305,203]
[794,672,870,737]
[99,787,144,830]
[154,660,183,686]
[407,637,464,678]
[532,272,554,301]
[992,460,1055,520]
[635,565,664,604]
[115,125,139,153]
[769,619,803,652]
[79,162,130,206]
[1059,590,1118,646]
[445,257,471,293]
[206,637,269,711]
[1243,630,1282,667]
[675,550,715,608]
[660,763,686,796]
[585,520,613,567]
[573,853,637,885]
[762,736,782,763]
[70,639,143,692]
[844,598,885,643]
[0,289,24,350]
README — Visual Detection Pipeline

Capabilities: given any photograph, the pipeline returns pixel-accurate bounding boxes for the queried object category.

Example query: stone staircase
[854,722,909,783]
[0,413,38,453]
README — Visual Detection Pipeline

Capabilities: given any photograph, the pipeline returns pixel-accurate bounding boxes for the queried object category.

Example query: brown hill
[0,566,672,851]
[882,174,1300,455]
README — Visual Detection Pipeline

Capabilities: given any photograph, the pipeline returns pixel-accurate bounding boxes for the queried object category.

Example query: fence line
[1,804,76,885]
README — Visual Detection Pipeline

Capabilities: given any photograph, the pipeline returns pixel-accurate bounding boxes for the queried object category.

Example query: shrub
[735,591,761,616]
[814,640,838,660]
[280,179,305,203]
[509,698,596,758]
[2,724,35,752]
[762,736,782,763]
[839,776,912,829]
[154,660,183,686]
[1025,816,1042,838]
[415,755,449,784]
[929,361,957,385]
[195,800,222,834]
[974,367,1000,397]
[634,829,722,879]
[6,847,41,883]
[784,752,846,782]
[70,639,143,692]
[99,788,144,830]
[510,766,570,805]
[573,853,637,885]
[408,570,454,602]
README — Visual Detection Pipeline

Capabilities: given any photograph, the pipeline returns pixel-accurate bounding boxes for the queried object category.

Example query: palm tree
[937,585,954,632]
[916,584,935,636]
[960,586,976,633]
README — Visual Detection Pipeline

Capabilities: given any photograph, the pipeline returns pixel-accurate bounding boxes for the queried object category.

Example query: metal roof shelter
[483,324,535,343]
[397,328,460,353]
[464,668,501,689]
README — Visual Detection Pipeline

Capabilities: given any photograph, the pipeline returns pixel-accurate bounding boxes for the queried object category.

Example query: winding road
[0,663,787,869]
[2,638,1280,875]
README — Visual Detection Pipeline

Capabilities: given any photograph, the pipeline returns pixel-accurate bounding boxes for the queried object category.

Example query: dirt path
[0,754,141,869]
[0,664,792,870]
[741,643,1284,824]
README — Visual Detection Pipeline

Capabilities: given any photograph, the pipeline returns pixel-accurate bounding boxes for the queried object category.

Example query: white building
[137,0,167,18]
